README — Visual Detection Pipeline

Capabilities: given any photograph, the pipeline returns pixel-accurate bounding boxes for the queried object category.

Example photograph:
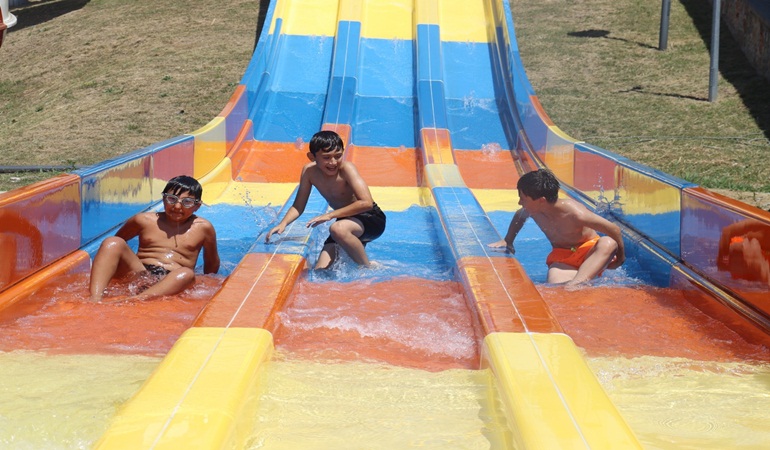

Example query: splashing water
[481,142,502,160]
[462,91,478,110]
[274,276,481,371]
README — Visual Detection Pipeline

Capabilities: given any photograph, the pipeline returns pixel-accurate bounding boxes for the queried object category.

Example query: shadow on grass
[9,0,91,32]
[680,0,770,141]
[617,85,708,102]
[567,29,658,50]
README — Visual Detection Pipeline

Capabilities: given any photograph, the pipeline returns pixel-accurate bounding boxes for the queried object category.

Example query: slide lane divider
[414,2,641,447]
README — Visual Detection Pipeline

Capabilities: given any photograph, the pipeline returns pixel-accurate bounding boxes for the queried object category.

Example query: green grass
[1,0,768,202]
[512,0,770,193]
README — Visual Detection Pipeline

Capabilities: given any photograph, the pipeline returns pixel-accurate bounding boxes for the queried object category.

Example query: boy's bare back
[528,198,602,250]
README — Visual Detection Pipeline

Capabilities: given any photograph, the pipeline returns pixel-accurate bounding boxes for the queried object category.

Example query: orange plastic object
[0,250,90,319]
[346,146,421,187]
[0,175,81,292]
[232,141,311,183]
[218,84,247,118]
[420,128,454,165]
[193,253,306,329]
[454,150,519,189]
[456,256,563,334]
[322,123,351,146]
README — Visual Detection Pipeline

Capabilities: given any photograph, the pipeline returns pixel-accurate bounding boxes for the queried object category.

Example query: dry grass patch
[1,0,769,209]
[0,0,258,188]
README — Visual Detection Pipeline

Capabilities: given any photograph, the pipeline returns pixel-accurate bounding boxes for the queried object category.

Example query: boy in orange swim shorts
[488,169,624,286]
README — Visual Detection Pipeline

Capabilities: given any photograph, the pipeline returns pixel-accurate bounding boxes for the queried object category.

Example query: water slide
[2,0,770,448]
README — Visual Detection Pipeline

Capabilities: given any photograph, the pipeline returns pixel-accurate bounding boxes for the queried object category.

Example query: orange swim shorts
[546,237,601,269]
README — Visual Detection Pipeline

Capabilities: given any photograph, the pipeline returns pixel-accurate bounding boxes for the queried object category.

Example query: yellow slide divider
[482,332,642,449]
[94,327,273,449]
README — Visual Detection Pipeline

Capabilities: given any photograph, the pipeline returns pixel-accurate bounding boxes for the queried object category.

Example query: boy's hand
[607,252,625,270]
[488,239,515,253]
[306,213,332,228]
[265,224,285,243]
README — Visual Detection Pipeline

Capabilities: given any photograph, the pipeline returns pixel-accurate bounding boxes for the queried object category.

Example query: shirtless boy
[89,175,220,302]
[265,130,386,269]
[489,169,624,285]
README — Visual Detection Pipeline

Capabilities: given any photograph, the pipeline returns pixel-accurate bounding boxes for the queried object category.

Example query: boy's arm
[266,166,312,242]
[202,221,220,274]
[114,214,144,241]
[583,211,625,268]
[488,208,529,252]
[307,162,374,227]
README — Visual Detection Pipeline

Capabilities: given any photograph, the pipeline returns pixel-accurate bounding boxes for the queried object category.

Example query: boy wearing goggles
[89,175,220,302]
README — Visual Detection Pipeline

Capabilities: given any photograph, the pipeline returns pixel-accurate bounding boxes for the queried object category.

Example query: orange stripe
[193,253,305,329]
[530,95,554,127]
[218,84,246,117]
[420,128,454,165]
[685,187,770,220]
[346,146,422,187]
[233,141,310,183]
[227,120,254,175]
[454,149,520,189]
[457,257,563,334]
[0,250,90,319]
[322,123,352,147]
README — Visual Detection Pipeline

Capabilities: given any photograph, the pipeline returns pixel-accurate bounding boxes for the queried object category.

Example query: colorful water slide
[2,0,770,448]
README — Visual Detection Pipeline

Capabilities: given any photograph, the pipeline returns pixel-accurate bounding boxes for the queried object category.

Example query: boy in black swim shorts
[89,175,220,302]
[323,204,386,247]
[266,130,386,269]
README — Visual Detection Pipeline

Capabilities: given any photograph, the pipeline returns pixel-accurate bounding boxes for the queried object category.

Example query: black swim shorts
[324,202,386,245]
[143,263,171,277]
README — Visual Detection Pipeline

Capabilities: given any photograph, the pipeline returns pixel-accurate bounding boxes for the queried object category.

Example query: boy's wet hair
[517,169,559,203]
[163,175,203,200]
[309,130,344,156]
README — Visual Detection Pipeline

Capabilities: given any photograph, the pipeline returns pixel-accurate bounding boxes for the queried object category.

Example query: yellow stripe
[210,181,298,207]
[95,327,273,450]
[472,188,519,212]
[549,124,577,142]
[438,0,488,42]
[414,0,439,25]
[483,332,642,449]
[281,0,339,36]
[198,158,234,202]
[337,0,362,21]
[191,117,227,179]
[370,186,432,210]
[361,0,414,39]
[424,164,466,188]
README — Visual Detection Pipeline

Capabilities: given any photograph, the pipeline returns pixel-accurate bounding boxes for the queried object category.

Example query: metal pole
[659,0,672,51]
[708,0,721,102]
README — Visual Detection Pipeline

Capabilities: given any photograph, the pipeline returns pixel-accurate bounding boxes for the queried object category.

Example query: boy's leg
[135,267,196,300]
[89,237,145,302]
[314,243,337,269]
[323,218,370,267]
[567,236,618,285]
[547,264,578,284]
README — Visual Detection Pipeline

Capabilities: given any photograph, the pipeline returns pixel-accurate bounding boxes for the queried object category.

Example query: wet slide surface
[2,0,770,448]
